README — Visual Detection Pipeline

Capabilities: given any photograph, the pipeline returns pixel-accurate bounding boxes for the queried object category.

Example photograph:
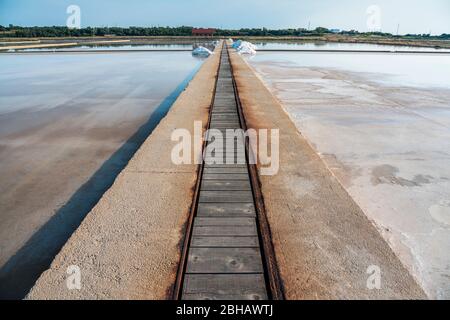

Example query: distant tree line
[0,24,448,39]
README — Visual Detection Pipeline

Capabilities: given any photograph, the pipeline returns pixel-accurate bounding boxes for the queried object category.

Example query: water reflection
[248,49,450,298]
[255,41,450,52]
[249,51,450,88]
[0,52,203,298]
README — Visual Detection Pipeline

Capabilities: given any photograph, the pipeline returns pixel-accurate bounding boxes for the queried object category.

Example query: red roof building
[192,28,216,37]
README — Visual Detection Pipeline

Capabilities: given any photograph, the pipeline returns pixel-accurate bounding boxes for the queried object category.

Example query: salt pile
[192,46,214,57]
[232,40,257,55]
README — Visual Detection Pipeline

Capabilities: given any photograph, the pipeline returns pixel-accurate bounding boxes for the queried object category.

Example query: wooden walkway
[179,44,269,300]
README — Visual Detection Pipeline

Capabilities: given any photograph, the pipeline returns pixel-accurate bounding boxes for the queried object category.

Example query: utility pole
[396,23,400,36]
[308,21,311,30]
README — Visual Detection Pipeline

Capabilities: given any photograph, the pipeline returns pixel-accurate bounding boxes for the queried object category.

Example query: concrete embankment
[228,50,426,299]
[26,44,220,299]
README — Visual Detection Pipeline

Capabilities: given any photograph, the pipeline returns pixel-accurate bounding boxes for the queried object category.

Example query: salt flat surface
[247,50,450,298]
[255,41,450,52]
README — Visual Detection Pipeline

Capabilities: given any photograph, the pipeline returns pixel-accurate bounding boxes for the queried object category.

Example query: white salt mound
[192,46,214,57]
[232,40,257,55]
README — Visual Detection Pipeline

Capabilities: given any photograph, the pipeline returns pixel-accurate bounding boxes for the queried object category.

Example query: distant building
[192,28,216,37]
[330,29,341,33]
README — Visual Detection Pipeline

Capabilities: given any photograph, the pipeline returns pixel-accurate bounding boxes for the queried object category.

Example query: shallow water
[247,50,450,298]
[0,52,203,298]
[249,51,450,88]
[16,43,194,52]
[254,41,450,52]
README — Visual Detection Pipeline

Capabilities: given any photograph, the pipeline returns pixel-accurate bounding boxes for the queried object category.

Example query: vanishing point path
[175,43,281,300]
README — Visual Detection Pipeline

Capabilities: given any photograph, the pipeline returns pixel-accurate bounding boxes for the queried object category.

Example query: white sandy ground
[247,59,450,299]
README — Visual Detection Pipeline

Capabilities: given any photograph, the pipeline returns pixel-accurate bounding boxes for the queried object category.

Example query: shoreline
[1,36,449,50]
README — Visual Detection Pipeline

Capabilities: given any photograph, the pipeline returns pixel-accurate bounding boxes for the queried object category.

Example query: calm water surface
[248,50,450,88]
[255,41,450,52]
[247,44,450,298]
[0,51,203,298]
[16,43,195,52]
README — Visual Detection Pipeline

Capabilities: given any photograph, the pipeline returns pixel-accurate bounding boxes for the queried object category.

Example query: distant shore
[0,35,449,49]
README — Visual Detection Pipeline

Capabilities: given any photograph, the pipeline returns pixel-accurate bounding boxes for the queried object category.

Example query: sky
[0,0,449,35]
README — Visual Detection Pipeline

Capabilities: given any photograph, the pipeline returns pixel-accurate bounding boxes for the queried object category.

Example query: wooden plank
[210,118,239,121]
[205,131,245,140]
[194,217,254,226]
[212,107,236,110]
[186,248,263,273]
[203,167,247,174]
[213,102,235,107]
[204,148,246,153]
[211,111,236,114]
[201,180,251,191]
[215,85,234,89]
[191,236,259,248]
[211,114,239,120]
[211,112,237,115]
[203,173,249,180]
[204,150,247,155]
[214,97,235,102]
[197,203,256,217]
[206,131,243,139]
[211,117,239,122]
[203,153,247,159]
[203,159,247,166]
[211,112,239,117]
[210,124,241,129]
[182,274,267,300]
[211,118,239,123]
[214,89,235,97]
[210,121,241,126]
[213,107,235,111]
[212,105,235,109]
[204,154,247,160]
[213,96,233,100]
[192,225,257,236]
[204,153,247,158]
[199,190,253,203]
[212,104,236,108]
[203,163,246,168]
[216,81,233,85]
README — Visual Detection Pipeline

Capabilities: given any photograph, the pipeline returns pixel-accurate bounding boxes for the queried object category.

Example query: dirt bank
[26,45,220,299]
[229,49,426,299]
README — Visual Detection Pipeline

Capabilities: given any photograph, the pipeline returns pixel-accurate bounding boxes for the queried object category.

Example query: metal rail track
[173,43,283,300]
